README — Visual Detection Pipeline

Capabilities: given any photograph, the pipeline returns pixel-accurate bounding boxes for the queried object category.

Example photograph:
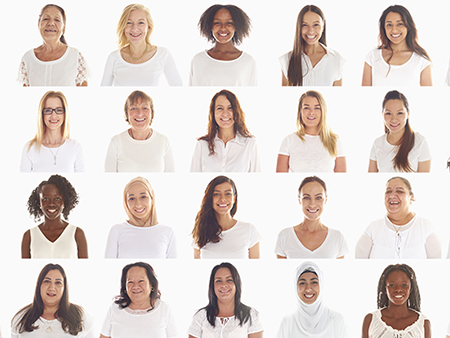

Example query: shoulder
[191,50,207,62]
[277,227,293,237]
[328,228,344,238]
[366,218,385,232]
[152,130,169,141]
[372,134,387,146]
[192,308,207,321]
[415,216,433,229]
[21,49,35,60]
[240,51,256,62]
[279,51,291,63]
[111,130,129,142]
[413,132,427,143]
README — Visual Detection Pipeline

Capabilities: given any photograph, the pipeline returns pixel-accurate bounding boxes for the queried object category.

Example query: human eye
[316,196,322,200]
[128,197,135,201]
[43,280,50,284]
[227,278,234,283]
[303,196,310,200]
[298,281,305,286]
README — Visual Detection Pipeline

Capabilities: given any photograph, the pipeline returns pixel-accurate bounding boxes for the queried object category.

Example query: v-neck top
[30,223,77,258]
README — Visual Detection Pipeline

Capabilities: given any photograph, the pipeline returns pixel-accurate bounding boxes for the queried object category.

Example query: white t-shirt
[190,134,260,172]
[364,48,431,86]
[189,50,257,86]
[368,309,425,338]
[278,133,344,172]
[105,221,177,259]
[194,221,261,259]
[188,308,263,338]
[18,46,89,86]
[100,47,182,86]
[275,227,348,259]
[355,215,441,259]
[101,300,178,338]
[20,138,84,173]
[30,224,78,259]
[105,130,174,172]
[369,132,431,172]
[279,44,345,86]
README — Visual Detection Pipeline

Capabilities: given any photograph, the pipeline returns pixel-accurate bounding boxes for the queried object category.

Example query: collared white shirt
[190,133,260,172]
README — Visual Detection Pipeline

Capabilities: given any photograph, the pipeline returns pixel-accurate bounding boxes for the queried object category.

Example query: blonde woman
[276,90,346,172]
[20,91,84,172]
[101,4,182,86]
[105,177,177,258]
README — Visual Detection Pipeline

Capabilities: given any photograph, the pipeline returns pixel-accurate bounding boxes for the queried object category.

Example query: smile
[307,116,316,120]
[306,35,317,39]
[389,201,399,205]
[130,33,142,37]
[218,32,229,37]
[391,33,401,38]
[307,208,319,213]
[217,203,229,208]
[134,207,146,213]
[303,293,315,299]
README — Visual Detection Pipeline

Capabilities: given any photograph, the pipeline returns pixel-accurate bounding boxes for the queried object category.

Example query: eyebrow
[298,277,319,281]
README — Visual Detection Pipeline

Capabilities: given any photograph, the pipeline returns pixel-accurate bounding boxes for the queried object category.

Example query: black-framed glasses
[42,108,65,115]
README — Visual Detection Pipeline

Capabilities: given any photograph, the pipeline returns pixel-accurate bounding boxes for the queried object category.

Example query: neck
[43,129,64,144]
[42,306,59,320]
[129,299,152,310]
[211,41,238,53]
[305,127,319,136]
[42,40,65,52]
[387,129,405,145]
[303,42,323,55]
[299,218,324,232]
[387,211,415,226]
[42,217,66,229]
[129,127,152,140]
[385,302,412,317]
[215,213,236,230]
[129,42,149,56]
[128,217,151,228]
[218,128,236,144]
[217,299,235,317]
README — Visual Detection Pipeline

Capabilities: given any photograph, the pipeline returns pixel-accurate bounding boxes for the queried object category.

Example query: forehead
[40,183,61,195]
[129,97,151,107]
[386,270,409,281]
[41,6,64,18]
[386,178,409,191]
[300,181,325,194]
[127,182,148,195]
[44,269,64,280]
[214,8,232,20]
[215,267,232,278]
[128,9,148,20]
[302,96,320,106]
[215,95,231,107]
[127,266,148,279]
[384,99,406,111]
[302,11,323,23]
[214,182,233,191]
[45,96,63,107]
[385,11,403,22]
[298,272,318,282]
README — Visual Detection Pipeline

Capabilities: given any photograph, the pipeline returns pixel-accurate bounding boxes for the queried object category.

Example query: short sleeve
[336,136,345,157]
[20,143,33,172]
[336,230,349,258]
[166,228,177,259]
[369,139,378,161]
[163,137,175,172]
[274,229,288,257]
[248,308,264,334]
[425,232,441,259]
[417,134,432,161]
[76,51,89,85]
[278,134,291,156]
[188,310,205,338]
[335,51,346,81]
[18,58,30,86]
[100,52,115,86]
[100,304,113,336]
[81,311,95,338]
[249,138,261,172]
[105,226,119,258]
[248,223,262,248]
[364,49,375,67]
[165,304,179,338]
[278,52,290,79]
[355,232,373,259]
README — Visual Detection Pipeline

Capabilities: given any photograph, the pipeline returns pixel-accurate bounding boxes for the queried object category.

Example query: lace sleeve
[76,51,89,85]
[18,59,30,86]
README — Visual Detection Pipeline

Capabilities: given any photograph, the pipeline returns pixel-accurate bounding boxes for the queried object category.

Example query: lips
[391,33,401,38]
[303,293,315,299]
[134,207,146,213]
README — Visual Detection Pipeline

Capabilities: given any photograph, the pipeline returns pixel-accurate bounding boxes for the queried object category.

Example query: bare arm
[362,62,372,86]
[77,81,88,86]
[276,154,289,172]
[362,313,372,338]
[333,78,343,86]
[334,157,347,172]
[276,254,287,259]
[337,255,344,259]
[424,319,431,338]
[249,332,263,338]
[368,159,379,172]
[75,227,88,258]
[100,335,110,338]
[281,72,289,86]
[21,230,31,258]
[194,248,201,259]
[420,65,432,86]
[417,160,431,172]
[249,242,260,259]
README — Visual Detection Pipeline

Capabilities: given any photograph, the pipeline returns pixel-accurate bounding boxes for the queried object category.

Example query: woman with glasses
[20,91,84,172]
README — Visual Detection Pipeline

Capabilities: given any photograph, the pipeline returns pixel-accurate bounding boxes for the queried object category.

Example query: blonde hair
[28,91,70,152]
[123,90,154,123]
[117,4,154,49]
[295,90,338,157]
[123,177,158,227]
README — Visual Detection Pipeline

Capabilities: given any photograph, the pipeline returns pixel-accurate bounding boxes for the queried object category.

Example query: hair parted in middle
[117,4,154,48]
[192,176,237,249]
[39,4,67,44]
[296,90,338,157]
[123,176,158,227]
[123,90,154,124]
[386,176,414,197]
[198,89,253,155]
[298,176,327,196]
[377,263,421,312]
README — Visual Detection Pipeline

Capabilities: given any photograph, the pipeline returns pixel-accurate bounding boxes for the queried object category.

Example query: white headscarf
[294,261,332,337]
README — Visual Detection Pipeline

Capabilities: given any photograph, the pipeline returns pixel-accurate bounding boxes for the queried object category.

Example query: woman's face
[43,97,65,131]
[127,98,152,131]
[214,267,236,302]
[212,182,235,216]
[301,11,324,45]
[384,178,414,217]
[40,269,64,308]
[126,266,152,306]
[385,270,411,307]
[383,99,409,135]
[125,9,149,45]
[384,11,408,45]
[126,183,152,221]
[40,184,64,221]
[300,96,321,134]
[39,6,65,42]
[214,95,235,131]
[299,181,327,221]
[297,272,320,304]
[212,8,235,44]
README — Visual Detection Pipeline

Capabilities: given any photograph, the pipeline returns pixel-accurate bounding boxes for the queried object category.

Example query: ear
[298,197,302,205]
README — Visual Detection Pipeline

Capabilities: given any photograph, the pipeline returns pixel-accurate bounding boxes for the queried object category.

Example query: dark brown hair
[39,4,67,44]
[298,176,327,195]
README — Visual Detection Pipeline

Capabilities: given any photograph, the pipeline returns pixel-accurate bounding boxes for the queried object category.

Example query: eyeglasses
[42,108,65,115]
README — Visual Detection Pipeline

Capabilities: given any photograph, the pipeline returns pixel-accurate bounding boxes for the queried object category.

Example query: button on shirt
[190,133,260,172]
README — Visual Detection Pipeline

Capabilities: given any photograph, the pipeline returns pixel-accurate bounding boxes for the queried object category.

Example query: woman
[192,176,261,259]
[275,176,348,259]
[11,263,93,337]
[20,91,84,173]
[100,262,178,338]
[276,90,346,172]
[280,5,345,86]
[105,177,177,258]
[105,90,174,172]
[355,176,441,259]
[190,90,260,172]
[188,262,263,338]
[369,90,431,172]
[101,4,182,86]
[21,174,88,259]
[189,4,256,86]
[276,261,348,337]
[362,5,432,86]
[18,4,89,86]
[362,264,431,338]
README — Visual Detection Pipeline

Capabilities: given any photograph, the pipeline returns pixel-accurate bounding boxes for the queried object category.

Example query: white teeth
[391,34,401,38]
[219,33,228,37]
[304,294,314,298]
[306,35,316,39]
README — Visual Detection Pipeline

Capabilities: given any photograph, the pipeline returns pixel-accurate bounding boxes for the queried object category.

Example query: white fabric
[189,50,257,86]
[30,223,78,259]
[355,215,441,259]
[369,132,431,172]
[20,138,84,173]
[101,300,178,338]
[100,47,182,86]
[194,220,261,259]
[18,46,89,86]
[105,221,177,259]
[278,133,344,172]
[105,130,174,172]
[11,309,94,338]
[446,58,450,86]
[279,44,345,86]
[188,307,263,338]
[447,321,450,335]
[364,48,431,86]
[368,309,425,338]
[275,227,348,259]
[190,134,260,172]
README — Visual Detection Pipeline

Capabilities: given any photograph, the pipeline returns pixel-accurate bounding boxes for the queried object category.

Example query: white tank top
[369,309,425,338]
[30,224,78,258]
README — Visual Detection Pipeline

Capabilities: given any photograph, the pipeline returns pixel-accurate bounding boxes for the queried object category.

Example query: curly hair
[27,175,79,221]
[377,264,421,312]
[198,4,251,45]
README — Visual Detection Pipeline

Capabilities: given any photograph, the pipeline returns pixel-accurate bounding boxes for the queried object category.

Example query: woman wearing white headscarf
[276,261,348,337]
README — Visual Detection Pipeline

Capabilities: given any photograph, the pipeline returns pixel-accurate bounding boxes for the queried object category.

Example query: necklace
[47,143,62,165]
[130,44,148,60]
[130,129,152,140]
